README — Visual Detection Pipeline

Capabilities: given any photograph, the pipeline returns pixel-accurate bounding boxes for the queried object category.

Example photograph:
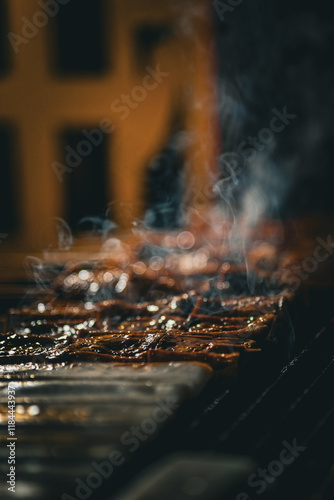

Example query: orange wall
[0,0,219,251]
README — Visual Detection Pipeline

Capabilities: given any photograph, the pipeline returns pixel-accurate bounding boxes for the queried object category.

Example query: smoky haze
[215,0,334,219]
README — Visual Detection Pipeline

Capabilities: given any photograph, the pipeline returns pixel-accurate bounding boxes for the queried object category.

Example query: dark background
[214,0,334,217]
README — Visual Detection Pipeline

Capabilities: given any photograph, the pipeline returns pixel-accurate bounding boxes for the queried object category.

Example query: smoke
[78,215,118,237]
[20,0,334,303]
[54,218,73,251]
[214,0,334,221]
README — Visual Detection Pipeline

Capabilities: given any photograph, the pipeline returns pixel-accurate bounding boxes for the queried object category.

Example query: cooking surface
[1,229,334,499]
[1,320,333,500]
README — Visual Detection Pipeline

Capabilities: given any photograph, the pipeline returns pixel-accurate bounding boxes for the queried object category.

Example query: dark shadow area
[52,0,107,76]
[62,127,109,232]
[0,124,18,234]
[214,0,334,217]
[0,1,10,75]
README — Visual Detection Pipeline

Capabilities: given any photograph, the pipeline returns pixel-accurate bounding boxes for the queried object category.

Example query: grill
[1,249,334,500]
[0,1,333,499]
